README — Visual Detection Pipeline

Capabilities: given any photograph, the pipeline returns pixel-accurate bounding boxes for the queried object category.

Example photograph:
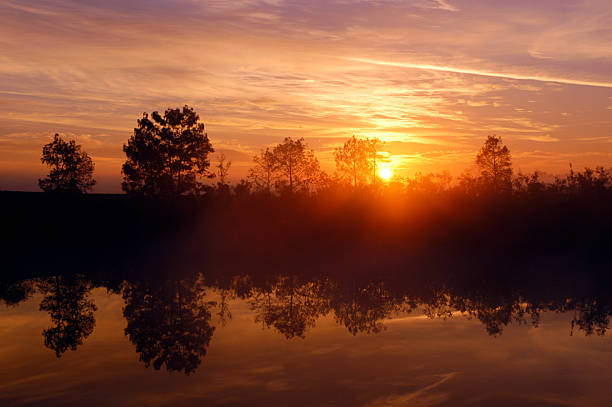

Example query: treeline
[3,104,610,280]
[34,105,612,199]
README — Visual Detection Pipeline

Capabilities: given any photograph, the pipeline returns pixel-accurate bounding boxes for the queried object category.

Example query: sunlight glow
[379,167,393,180]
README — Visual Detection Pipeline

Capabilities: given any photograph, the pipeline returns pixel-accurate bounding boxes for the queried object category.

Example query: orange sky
[1,0,611,192]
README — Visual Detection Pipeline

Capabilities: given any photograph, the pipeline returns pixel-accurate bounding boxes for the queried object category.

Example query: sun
[379,167,393,180]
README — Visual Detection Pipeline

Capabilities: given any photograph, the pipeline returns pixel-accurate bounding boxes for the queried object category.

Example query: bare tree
[214,153,232,187]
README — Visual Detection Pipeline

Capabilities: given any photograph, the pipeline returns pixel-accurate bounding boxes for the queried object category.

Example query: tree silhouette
[334,136,380,187]
[39,275,97,357]
[248,148,277,193]
[513,171,545,194]
[405,171,452,194]
[122,278,215,375]
[233,179,253,197]
[38,134,95,193]
[121,106,214,196]
[559,165,612,196]
[475,135,512,191]
[214,153,232,187]
[271,137,321,194]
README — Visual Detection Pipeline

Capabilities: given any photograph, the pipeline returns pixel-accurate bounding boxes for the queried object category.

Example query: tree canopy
[272,137,321,194]
[248,137,322,194]
[38,134,96,194]
[248,148,277,193]
[121,105,214,197]
[334,136,381,187]
[476,135,512,191]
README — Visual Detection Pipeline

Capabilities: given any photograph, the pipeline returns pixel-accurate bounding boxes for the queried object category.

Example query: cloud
[363,372,458,407]
[345,58,612,89]
[576,136,612,142]
[415,0,458,12]
[521,135,560,143]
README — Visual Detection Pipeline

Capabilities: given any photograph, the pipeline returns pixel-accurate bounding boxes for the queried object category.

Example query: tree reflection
[39,275,97,357]
[250,276,328,339]
[5,265,612,368]
[231,273,612,339]
[0,279,35,306]
[122,277,215,375]
[327,281,402,335]
[570,299,612,336]
[422,292,542,336]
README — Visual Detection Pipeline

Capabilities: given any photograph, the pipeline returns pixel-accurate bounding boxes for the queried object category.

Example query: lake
[1,271,611,406]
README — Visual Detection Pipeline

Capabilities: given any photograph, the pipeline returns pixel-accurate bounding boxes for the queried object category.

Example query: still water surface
[1,274,612,406]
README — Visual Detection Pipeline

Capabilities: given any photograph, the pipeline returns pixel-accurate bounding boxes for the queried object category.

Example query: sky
[0,0,611,192]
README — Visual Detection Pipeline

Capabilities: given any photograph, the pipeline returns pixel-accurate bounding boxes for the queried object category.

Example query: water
[2,273,612,406]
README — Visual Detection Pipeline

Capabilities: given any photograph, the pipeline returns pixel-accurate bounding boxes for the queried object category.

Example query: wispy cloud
[363,372,458,407]
[346,58,612,89]
[521,135,560,143]
[415,0,458,12]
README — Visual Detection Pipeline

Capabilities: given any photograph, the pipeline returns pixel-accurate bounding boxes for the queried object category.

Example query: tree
[334,136,381,187]
[214,153,232,188]
[564,165,611,195]
[233,179,252,197]
[513,171,545,195]
[122,105,214,196]
[475,135,512,191]
[248,148,277,193]
[38,134,96,193]
[368,138,384,185]
[271,137,321,194]
[406,171,452,194]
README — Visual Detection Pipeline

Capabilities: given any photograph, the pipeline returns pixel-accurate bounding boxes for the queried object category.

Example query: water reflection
[250,277,327,339]
[39,275,97,357]
[122,277,215,375]
[2,267,612,375]
[0,279,34,306]
[327,281,404,335]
